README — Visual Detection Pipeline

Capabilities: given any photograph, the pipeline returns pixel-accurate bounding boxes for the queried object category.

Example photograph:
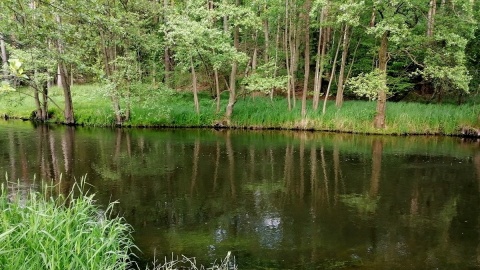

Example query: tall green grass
[0,84,478,136]
[0,178,136,270]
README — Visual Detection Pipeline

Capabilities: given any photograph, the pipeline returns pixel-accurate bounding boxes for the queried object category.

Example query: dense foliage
[0,0,479,129]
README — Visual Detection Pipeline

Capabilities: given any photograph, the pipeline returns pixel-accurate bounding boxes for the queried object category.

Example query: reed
[0,178,136,270]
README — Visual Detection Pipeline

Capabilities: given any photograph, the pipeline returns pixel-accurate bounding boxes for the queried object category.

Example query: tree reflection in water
[1,120,479,269]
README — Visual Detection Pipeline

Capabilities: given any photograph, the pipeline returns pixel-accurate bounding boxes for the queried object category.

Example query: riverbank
[1,84,479,137]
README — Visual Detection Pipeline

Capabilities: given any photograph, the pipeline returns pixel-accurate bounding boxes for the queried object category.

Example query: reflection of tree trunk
[320,146,330,204]
[61,126,75,180]
[225,131,236,197]
[213,141,220,191]
[8,131,17,181]
[475,154,480,193]
[370,139,383,197]
[284,144,294,194]
[299,139,305,198]
[115,128,122,160]
[49,128,60,180]
[310,146,318,207]
[333,145,340,204]
[410,184,419,216]
[249,146,255,183]
[190,139,200,195]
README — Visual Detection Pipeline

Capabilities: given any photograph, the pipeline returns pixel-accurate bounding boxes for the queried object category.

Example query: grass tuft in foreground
[147,252,237,270]
[0,178,136,270]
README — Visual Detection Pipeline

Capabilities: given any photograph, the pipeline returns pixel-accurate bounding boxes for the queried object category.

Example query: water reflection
[1,120,479,269]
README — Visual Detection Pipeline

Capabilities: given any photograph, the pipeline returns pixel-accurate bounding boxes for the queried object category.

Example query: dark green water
[1,119,480,269]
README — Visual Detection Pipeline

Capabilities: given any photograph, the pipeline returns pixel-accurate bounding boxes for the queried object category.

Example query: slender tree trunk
[271,21,281,100]
[33,84,43,120]
[41,81,48,120]
[56,16,75,125]
[214,68,221,113]
[263,17,269,64]
[252,31,258,71]
[284,4,292,110]
[163,0,171,86]
[191,57,199,114]
[57,65,62,88]
[373,31,389,129]
[0,34,7,79]
[225,1,239,123]
[312,7,326,111]
[322,31,341,115]
[427,0,437,37]
[335,25,350,108]
[301,0,311,119]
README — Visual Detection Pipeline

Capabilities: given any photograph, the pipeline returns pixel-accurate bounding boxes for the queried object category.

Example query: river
[1,119,479,269]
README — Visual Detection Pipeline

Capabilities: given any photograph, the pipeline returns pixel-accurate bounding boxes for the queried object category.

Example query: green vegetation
[0,0,478,133]
[1,84,478,136]
[0,179,135,270]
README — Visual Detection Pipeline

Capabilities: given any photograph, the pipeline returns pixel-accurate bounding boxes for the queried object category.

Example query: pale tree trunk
[41,82,48,120]
[55,15,75,124]
[58,61,75,124]
[214,68,221,113]
[313,6,327,110]
[284,3,292,110]
[271,21,281,100]
[57,65,62,88]
[301,0,311,119]
[427,0,437,37]
[191,57,199,114]
[225,1,240,123]
[0,34,7,79]
[322,30,341,115]
[163,0,171,86]
[373,31,389,129]
[263,16,269,64]
[252,31,258,71]
[335,25,350,108]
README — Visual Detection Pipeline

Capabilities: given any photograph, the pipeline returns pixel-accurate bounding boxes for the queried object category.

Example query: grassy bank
[0,178,237,270]
[1,84,479,136]
[0,179,135,270]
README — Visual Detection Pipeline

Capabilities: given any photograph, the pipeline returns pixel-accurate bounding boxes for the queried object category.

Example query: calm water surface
[1,120,480,269]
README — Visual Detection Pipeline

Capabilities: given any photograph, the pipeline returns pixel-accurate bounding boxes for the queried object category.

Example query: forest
[0,0,479,132]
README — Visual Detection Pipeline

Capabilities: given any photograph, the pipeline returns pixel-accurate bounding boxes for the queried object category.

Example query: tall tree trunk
[312,6,327,111]
[0,34,7,79]
[191,57,200,114]
[373,31,389,129]
[301,0,311,119]
[335,25,350,108]
[33,83,43,120]
[57,65,62,88]
[284,3,292,110]
[214,68,221,113]
[263,16,269,64]
[56,16,75,125]
[225,1,240,123]
[322,30,341,115]
[427,0,437,37]
[41,81,48,120]
[163,0,171,86]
